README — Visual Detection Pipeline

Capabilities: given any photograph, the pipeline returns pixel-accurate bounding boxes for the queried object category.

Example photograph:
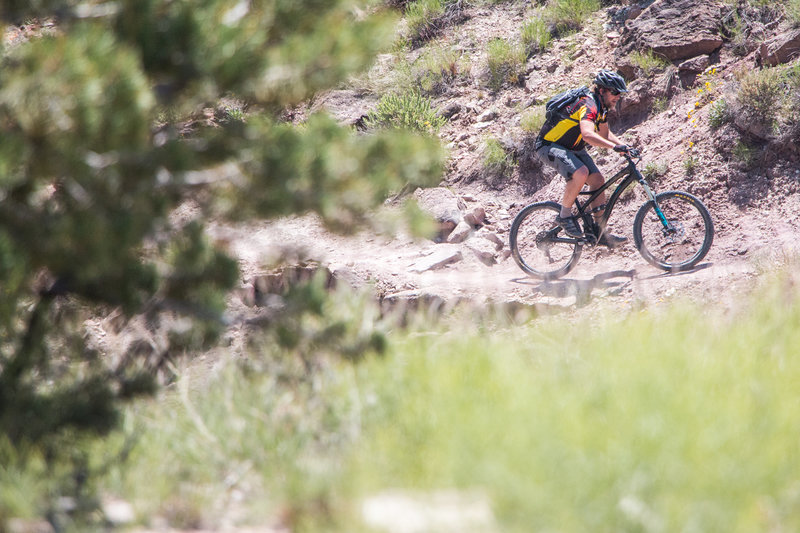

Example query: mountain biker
[535,69,634,247]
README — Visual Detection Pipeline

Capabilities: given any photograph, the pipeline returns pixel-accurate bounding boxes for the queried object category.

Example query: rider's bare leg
[560,166,589,217]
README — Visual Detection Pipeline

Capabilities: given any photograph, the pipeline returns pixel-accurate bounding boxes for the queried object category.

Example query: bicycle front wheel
[633,191,714,272]
[509,201,582,279]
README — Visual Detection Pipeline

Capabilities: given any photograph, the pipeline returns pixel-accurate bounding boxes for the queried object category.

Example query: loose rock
[409,246,463,272]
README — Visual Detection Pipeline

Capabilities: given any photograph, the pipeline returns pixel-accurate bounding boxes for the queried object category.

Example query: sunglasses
[610,89,622,96]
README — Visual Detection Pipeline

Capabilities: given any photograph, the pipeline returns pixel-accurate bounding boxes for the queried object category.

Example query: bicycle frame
[572,154,666,242]
[510,152,714,278]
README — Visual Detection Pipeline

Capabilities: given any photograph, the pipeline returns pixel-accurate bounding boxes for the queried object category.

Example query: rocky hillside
[84,0,800,357]
[228,0,799,315]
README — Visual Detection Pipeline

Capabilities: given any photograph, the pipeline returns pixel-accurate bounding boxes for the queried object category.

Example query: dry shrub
[736,67,782,131]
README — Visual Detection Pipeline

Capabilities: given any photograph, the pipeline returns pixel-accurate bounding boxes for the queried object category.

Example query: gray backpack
[544,86,590,122]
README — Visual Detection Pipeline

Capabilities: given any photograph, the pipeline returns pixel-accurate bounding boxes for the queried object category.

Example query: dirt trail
[223,2,800,319]
[216,196,794,322]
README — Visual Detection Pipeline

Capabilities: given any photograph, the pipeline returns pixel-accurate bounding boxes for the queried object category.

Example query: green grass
[651,96,669,114]
[543,0,602,37]
[789,0,800,26]
[364,89,447,132]
[348,275,800,532]
[221,104,246,122]
[101,363,359,530]
[723,11,749,56]
[481,136,511,178]
[7,270,800,532]
[733,139,758,167]
[520,105,546,134]
[405,0,447,43]
[520,16,552,55]
[486,37,526,90]
[629,49,670,77]
[405,0,462,44]
[708,98,730,128]
[784,59,800,89]
[683,154,699,175]
[414,43,467,94]
[94,282,393,531]
[642,160,669,183]
[781,60,800,138]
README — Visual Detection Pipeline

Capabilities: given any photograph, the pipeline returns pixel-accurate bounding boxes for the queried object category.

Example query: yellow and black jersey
[538,93,607,151]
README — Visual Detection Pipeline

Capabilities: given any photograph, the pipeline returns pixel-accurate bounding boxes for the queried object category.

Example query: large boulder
[617,78,651,117]
[757,28,800,67]
[729,101,775,141]
[616,0,724,64]
[413,187,467,241]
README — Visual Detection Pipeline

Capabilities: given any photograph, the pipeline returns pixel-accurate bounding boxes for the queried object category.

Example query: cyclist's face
[604,89,622,107]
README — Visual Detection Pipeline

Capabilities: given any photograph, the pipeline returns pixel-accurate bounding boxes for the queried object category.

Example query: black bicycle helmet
[594,69,628,93]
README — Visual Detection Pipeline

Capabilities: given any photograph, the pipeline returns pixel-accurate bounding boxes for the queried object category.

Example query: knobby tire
[509,202,582,280]
[633,191,714,272]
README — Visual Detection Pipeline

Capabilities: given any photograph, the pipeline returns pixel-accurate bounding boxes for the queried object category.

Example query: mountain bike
[509,150,714,280]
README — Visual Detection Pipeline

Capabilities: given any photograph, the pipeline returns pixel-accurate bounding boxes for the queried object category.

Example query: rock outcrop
[757,28,800,67]
[616,0,724,67]
[414,187,466,240]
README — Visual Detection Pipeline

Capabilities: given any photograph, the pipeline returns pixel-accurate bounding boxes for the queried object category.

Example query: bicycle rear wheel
[509,201,582,279]
[633,191,714,272]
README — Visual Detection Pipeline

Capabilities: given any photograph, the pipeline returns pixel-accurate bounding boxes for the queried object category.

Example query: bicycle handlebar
[623,148,642,162]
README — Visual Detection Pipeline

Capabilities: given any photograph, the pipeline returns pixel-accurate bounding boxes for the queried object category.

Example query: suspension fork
[638,175,670,229]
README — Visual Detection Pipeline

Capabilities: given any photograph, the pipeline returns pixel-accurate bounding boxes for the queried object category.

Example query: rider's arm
[580,119,616,150]
[599,122,625,146]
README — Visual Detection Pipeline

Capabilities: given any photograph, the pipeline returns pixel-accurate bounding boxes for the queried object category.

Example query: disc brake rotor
[663,221,685,244]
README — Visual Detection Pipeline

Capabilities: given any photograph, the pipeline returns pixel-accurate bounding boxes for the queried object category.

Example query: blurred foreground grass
[352,282,800,532]
[4,273,800,532]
